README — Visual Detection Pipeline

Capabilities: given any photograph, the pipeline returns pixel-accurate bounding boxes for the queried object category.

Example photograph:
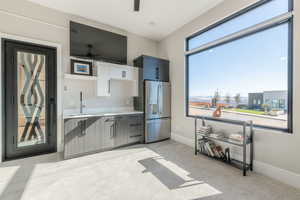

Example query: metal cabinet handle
[130,123,142,127]
[78,120,87,137]
[114,122,117,137]
[110,123,114,138]
[108,80,111,93]
[82,120,87,136]
[130,134,142,138]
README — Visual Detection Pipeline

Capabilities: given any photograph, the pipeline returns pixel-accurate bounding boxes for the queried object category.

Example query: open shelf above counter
[64,61,139,96]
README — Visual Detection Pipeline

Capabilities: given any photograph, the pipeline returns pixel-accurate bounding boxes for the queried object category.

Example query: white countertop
[63,111,144,119]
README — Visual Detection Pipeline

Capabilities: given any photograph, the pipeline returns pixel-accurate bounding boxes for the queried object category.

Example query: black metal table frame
[194,117,254,176]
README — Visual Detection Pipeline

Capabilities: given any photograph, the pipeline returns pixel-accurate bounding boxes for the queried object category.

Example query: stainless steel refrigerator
[145,81,171,143]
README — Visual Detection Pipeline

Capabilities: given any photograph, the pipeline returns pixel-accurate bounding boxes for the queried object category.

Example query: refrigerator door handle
[159,84,162,115]
[157,83,160,105]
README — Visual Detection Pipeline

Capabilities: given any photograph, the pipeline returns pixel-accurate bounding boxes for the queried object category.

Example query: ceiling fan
[134,0,140,12]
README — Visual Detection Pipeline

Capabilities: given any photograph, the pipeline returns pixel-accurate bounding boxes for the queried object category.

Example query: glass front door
[4,39,57,160]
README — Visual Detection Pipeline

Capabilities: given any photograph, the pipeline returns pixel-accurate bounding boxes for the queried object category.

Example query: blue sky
[188,0,289,98]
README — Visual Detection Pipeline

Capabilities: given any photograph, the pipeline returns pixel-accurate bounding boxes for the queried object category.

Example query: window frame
[185,0,294,133]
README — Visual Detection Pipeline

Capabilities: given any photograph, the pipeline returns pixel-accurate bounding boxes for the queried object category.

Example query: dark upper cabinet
[158,59,169,82]
[134,55,169,82]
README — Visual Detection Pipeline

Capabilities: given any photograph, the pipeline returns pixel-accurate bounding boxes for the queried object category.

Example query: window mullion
[186,12,292,56]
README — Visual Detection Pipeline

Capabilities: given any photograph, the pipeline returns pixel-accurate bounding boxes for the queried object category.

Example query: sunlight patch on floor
[142,156,222,199]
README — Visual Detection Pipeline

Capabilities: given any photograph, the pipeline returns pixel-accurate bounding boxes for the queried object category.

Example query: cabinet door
[97,65,111,97]
[127,115,144,144]
[143,56,158,81]
[114,116,128,147]
[64,118,86,158]
[110,66,123,79]
[95,117,104,150]
[102,117,115,149]
[83,117,99,153]
[158,59,169,82]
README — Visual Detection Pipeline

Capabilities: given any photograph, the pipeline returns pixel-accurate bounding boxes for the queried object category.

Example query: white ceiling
[27,0,223,41]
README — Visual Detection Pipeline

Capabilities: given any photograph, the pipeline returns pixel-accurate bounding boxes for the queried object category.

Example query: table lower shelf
[196,151,252,176]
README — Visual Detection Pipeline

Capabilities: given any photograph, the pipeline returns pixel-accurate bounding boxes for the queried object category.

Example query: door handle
[157,84,160,106]
[11,96,15,105]
[158,84,162,114]
[49,103,54,137]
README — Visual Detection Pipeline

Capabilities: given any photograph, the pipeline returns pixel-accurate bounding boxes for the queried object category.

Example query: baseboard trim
[171,132,300,189]
[253,160,300,189]
[171,132,194,147]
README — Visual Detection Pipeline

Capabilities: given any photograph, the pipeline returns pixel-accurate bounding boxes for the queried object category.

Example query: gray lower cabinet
[64,118,82,158]
[64,117,99,158]
[64,114,144,159]
[102,117,115,149]
[114,116,129,147]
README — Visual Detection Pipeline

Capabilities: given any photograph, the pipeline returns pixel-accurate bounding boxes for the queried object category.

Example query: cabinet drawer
[128,117,143,144]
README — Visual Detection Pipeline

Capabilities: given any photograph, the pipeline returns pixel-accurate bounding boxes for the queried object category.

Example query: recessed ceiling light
[149,21,156,26]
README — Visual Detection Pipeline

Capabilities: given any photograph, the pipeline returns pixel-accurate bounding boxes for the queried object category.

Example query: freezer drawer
[145,118,171,143]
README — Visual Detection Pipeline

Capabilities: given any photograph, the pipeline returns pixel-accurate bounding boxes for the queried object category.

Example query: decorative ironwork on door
[17,52,47,147]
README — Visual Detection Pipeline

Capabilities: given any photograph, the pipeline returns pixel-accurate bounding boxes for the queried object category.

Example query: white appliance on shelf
[96,62,139,97]
[145,80,171,143]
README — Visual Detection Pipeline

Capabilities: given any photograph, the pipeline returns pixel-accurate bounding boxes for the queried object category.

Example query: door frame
[0,33,63,162]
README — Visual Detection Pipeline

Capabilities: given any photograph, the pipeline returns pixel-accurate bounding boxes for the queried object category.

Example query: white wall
[1,0,299,187]
[0,0,158,159]
[63,78,137,112]
[158,0,300,180]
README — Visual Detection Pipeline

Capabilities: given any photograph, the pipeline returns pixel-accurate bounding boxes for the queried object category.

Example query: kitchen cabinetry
[64,114,144,159]
[96,62,138,97]
[64,117,100,159]
[134,55,169,82]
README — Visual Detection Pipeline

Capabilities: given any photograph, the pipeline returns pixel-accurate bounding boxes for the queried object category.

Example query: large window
[186,0,293,132]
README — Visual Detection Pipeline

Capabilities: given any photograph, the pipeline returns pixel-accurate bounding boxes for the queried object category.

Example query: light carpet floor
[0,140,299,200]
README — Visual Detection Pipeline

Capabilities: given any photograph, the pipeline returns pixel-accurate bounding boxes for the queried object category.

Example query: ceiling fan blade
[134,0,140,12]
